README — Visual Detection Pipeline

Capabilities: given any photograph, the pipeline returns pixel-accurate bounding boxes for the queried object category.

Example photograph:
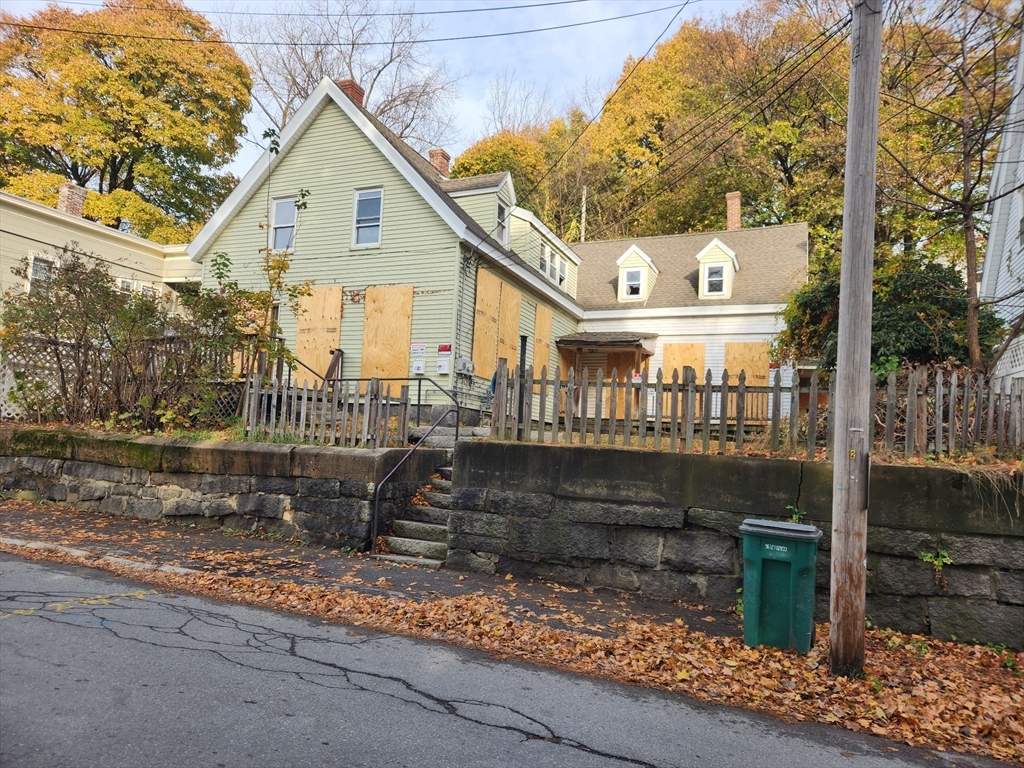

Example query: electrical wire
[3,3,689,46]
[45,0,595,18]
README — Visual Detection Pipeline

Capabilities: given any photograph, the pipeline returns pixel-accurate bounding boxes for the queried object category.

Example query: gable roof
[615,243,660,274]
[694,238,739,271]
[187,77,582,317]
[572,223,808,312]
[439,172,512,198]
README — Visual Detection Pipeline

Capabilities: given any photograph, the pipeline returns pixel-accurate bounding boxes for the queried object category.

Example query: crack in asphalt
[1,589,660,768]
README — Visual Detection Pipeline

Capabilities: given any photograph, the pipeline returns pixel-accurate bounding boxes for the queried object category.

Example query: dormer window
[695,237,739,300]
[558,259,567,288]
[624,269,642,297]
[705,265,724,295]
[540,243,548,275]
[615,244,658,303]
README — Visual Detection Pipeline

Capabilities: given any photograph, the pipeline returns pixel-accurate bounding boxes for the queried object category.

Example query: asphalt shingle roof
[438,173,508,194]
[571,224,809,311]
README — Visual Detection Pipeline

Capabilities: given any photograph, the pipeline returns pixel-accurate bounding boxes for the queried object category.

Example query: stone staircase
[376,459,453,569]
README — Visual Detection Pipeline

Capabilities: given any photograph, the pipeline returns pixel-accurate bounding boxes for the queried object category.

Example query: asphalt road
[0,554,999,768]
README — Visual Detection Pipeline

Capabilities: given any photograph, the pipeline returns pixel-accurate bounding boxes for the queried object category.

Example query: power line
[3,3,688,46]
[46,0,594,17]
[464,0,694,259]
[585,20,853,240]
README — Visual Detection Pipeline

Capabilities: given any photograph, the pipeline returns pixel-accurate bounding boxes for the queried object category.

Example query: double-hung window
[624,268,642,298]
[271,197,297,251]
[353,188,383,247]
[539,243,549,276]
[558,259,567,289]
[496,202,507,244]
[28,253,55,293]
[705,264,725,295]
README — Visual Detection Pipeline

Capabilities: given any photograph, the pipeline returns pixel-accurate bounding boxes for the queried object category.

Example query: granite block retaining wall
[449,442,1024,648]
[0,429,446,550]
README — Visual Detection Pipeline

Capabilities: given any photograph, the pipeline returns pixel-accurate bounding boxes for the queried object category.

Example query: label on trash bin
[765,543,789,553]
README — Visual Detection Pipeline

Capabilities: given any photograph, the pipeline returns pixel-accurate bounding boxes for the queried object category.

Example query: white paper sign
[411,343,426,357]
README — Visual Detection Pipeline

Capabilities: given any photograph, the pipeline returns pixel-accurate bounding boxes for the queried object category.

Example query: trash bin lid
[739,518,823,541]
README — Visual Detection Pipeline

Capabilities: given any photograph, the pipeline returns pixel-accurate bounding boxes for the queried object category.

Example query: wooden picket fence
[492,362,1024,457]
[242,375,410,448]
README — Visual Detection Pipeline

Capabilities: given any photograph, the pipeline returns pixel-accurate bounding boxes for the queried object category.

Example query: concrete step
[393,519,447,543]
[437,466,453,482]
[400,505,450,525]
[429,477,452,493]
[422,491,452,509]
[373,554,444,569]
[382,536,447,560]
[409,426,491,441]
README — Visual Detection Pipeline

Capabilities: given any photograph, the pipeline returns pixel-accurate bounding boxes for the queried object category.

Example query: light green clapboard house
[187,78,583,410]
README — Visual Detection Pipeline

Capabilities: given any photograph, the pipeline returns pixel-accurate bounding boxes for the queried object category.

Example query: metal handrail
[369,407,457,553]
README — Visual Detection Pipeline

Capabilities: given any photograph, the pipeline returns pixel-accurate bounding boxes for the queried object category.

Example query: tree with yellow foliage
[0,0,250,234]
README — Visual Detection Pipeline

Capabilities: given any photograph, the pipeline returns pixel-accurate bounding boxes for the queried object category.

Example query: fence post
[580,366,590,444]
[538,365,548,444]
[523,365,534,442]
[638,367,649,445]
[788,373,799,453]
[974,376,986,450]
[702,368,713,454]
[948,371,958,452]
[670,369,680,452]
[935,369,944,454]
[736,370,746,453]
[916,365,928,455]
[826,372,836,461]
[550,364,561,445]
[654,368,664,452]
[961,371,972,449]
[884,371,895,452]
[807,369,819,458]
[565,366,575,444]
[595,368,605,445]
[399,385,409,445]
[770,368,782,451]
[904,369,916,458]
[609,369,619,446]
[684,366,700,450]
[623,368,633,447]
[718,369,729,454]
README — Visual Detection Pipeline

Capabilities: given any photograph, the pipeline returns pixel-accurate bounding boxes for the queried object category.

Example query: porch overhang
[555,332,657,357]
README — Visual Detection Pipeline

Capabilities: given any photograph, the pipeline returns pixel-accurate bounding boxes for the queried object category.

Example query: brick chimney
[428,148,451,178]
[726,191,741,231]
[57,183,87,218]
[336,79,364,106]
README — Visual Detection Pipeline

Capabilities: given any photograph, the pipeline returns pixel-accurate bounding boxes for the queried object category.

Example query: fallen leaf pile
[2,539,1021,764]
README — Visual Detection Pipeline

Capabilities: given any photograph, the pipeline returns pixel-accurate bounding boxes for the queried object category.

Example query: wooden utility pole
[830,0,883,678]
[580,185,587,243]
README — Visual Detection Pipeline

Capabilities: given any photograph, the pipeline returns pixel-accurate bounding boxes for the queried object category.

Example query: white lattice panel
[0,364,24,420]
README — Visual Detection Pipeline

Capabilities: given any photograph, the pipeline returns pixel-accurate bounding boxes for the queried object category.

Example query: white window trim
[540,243,549,277]
[26,250,58,293]
[351,187,384,249]
[270,196,297,252]
[117,277,138,295]
[620,267,645,301]
[703,263,726,297]
[496,200,509,246]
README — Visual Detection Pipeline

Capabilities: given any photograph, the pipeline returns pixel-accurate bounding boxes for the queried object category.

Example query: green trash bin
[739,519,823,654]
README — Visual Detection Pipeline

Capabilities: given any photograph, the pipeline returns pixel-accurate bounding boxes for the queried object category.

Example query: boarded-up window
[471,269,502,381]
[662,343,705,417]
[605,351,634,417]
[296,286,344,378]
[471,268,522,380]
[725,341,770,419]
[360,285,414,386]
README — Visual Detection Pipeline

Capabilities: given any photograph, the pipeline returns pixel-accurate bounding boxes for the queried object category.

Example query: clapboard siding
[0,192,195,298]
[201,101,459,393]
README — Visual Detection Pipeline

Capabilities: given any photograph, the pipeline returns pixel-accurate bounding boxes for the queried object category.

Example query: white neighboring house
[569,201,808,418]
[0,185,200,417]
[980,40,1024,387]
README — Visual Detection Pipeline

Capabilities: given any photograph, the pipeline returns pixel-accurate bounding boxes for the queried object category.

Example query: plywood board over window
[471,269,502,381]
[725,341,770,419]
[360,285,414,390]
[497,283,522,368]
[662,343,705,417]
[296,285,344,378]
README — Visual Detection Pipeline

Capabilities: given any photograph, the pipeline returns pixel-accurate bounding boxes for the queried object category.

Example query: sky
[3,0,747,176]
